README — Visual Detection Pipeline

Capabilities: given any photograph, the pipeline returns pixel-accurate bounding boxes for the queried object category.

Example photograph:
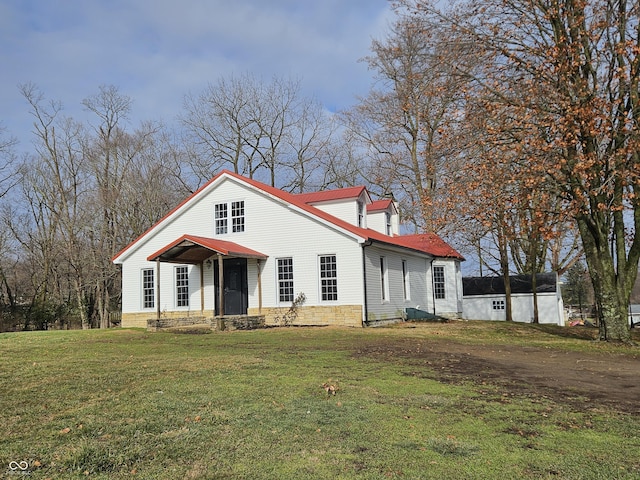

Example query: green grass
[1,323,639,479]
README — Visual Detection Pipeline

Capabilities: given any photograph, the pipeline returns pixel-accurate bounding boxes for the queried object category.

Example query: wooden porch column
[156,258,161,321]
[257,259,262,313]
[200,261,205,313]
[217,253,224,317]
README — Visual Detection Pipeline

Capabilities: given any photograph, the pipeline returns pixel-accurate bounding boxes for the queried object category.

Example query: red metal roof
[147,234,268,263]
[113,170,463,263]
[367,199,394,212]
[388,233,465,260]
[294,186,367,204]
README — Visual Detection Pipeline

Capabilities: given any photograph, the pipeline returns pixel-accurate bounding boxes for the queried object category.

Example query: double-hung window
[142,268,154,309]
[319,255,338,301]
[231,201,245,232]
[176,266,189,307]
[385,212,392,235]
[215,201,245,234]
[433,265,445,299]
[380,256,388,302]
[402,260,410,301]
[277,258,294,303]
[215,203,228,235]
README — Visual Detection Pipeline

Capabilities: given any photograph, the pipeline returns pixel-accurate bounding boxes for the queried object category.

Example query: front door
[214,258,248,315]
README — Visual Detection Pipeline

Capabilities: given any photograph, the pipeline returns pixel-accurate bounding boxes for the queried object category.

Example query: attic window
[215,200,245,234]
[357,201,364,227]
[385,212,391,235]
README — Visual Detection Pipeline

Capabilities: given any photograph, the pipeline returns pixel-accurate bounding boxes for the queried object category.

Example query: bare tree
[341,15,471,231]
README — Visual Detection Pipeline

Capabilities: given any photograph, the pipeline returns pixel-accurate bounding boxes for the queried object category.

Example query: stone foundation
[145,314,265,332]
[250,304,363,327]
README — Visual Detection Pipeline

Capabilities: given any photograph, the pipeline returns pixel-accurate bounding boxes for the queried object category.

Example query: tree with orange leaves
[401,0,640,342]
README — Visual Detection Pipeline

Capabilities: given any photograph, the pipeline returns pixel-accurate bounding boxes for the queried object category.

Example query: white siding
[462,292,565,325]
[119,176,365,315]
[427,259,462,316]
[363,245,431,323]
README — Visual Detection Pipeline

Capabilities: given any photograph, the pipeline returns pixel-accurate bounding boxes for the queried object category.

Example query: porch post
[200,261,205,313]
[257,259,262,313]
[156,258,161,321]
[218,253,224,317]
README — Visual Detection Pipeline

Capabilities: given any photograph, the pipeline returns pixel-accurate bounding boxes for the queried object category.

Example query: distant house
[629,305,640,327]
[462,273,565,325]
[112,170,464,328]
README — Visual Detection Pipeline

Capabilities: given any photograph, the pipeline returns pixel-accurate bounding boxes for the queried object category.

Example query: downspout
[361,240,373,327]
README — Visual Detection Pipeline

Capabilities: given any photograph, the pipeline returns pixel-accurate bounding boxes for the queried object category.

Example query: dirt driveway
[354,329,640,414]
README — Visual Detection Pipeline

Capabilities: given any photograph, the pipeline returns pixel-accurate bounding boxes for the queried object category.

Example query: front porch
[147,314,266,332]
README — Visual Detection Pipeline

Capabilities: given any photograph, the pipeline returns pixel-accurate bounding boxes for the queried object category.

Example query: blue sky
[1,0,393,149]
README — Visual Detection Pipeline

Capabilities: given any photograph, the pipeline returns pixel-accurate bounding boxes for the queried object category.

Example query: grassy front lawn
[1,323,639,479]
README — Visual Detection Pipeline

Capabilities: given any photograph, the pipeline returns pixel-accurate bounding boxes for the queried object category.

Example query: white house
[462,273,565,325]
[112,170,464,328]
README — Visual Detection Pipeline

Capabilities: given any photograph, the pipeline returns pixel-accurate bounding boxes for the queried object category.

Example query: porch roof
[147,234,268,264]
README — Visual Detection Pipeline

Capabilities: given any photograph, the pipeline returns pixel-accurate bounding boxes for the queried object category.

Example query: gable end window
[176,266,189,307]
[319,255,338,301]
[142,268,154,309]
[215,201,245,235]
[433,266,445,300]
[215,203,228,235]
[277,257,294,303]
[232,201,245,232]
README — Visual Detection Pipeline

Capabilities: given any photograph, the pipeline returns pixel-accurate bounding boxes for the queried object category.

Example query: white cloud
[0,0,393,149]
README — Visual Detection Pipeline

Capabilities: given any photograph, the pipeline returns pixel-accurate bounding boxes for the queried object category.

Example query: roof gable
[367,199,397,213]
[294,186,369,204]
[112,170,463,263]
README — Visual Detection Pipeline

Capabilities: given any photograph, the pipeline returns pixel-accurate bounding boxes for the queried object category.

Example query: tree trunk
[577,216,632,343]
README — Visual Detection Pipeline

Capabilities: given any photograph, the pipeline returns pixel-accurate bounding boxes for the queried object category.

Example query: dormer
[367,199,399,236]
[294,186,372,228]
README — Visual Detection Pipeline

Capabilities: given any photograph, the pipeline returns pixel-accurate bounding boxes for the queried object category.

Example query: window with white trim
[215,201,245,234]
[402,260,410,300]
[277,258,294,303]
[215,203,228,235]
[175,266,189,307]
[357,201,364,227]
[380,256,388,302]
[433,266,445,299]
[492,299,505,310]
[142,268,154,309]
[319,255,338,301]
[385,211,392,235]
[231,201,245,232]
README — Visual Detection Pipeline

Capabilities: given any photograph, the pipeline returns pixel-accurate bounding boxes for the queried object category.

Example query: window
[402,260,410,300]
[492,299,505,310]
[277,258,294,303]
[215,203,228,235]
[215,201,245,234]
[319,255,338,301]
[142,268,154,309]
[380,256,388,302]
[433,266,445,299]
[176,266,189,307]
[385,212,392,235]
[357,201,364,227]
[232,201,245,232]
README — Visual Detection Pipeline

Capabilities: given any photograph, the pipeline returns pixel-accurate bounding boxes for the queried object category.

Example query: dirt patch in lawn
[353,329,640,414]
